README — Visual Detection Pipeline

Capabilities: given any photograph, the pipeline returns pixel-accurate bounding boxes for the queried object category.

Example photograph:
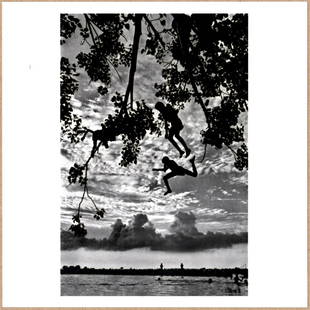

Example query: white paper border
[3,1,307,307]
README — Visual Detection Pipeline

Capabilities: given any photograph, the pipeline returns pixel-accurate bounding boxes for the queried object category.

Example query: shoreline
[61,266,248,278]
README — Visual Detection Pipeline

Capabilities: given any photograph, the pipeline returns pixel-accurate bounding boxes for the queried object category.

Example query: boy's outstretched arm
[152,167,165,171]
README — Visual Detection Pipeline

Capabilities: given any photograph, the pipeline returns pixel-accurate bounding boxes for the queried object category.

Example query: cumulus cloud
[61,212,247,251]
[170,211,201,236]
[107,214,162,250]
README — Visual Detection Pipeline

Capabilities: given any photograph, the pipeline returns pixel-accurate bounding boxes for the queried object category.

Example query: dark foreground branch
[123,14,143,109]
[172,15,210,124]
[143,14,165,48]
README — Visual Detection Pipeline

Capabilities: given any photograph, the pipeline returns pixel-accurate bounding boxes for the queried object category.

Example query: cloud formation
[62,212,247,251]
[170,211,201,236]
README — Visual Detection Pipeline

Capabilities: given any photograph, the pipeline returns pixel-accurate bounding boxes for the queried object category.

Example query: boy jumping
[155,102,191,158]
[153,156,198,195]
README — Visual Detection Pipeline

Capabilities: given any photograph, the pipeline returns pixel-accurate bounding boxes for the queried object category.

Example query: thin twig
[88,18,99,38]
[149,16,161,22]
[80,38,91,47]
[200,143,208,163]
[143,14,165,48]
[225,143,238,160]
[107,58,123,82]
[86,16,105,33]
[78,140,103,215]
[84,14,97,46]
[77,165,88,216]
[86,185,99,210]
[121,33,128,41]
[163,58,176,68]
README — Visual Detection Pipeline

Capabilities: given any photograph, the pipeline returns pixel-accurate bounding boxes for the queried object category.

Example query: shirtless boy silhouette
[155,102,191,158]
[153,156,198,195]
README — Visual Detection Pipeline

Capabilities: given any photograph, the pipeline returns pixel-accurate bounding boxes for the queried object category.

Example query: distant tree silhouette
[60,265,248,280]
[61,14,248,233]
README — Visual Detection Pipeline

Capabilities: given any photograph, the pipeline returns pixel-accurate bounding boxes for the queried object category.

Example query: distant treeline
[61,265,248,278]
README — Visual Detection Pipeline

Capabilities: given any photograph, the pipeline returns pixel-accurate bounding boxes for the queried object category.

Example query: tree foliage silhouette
[60,13,248,235]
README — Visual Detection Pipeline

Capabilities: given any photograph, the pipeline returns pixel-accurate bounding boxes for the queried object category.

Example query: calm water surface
[61,274,247,296]
[61,244,247,269]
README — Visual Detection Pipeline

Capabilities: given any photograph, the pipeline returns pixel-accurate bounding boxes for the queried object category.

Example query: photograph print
[60,13,248,296]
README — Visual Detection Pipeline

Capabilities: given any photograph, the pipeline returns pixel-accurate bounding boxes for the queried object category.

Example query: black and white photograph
[2,0,308,306]
[60,13,248,296]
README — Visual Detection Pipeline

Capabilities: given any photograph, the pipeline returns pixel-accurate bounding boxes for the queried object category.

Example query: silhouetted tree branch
[124,14,142,109]
[143,14,165,48]
[172,14,210,124]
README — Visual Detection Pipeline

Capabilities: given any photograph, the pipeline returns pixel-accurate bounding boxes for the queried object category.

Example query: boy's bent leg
[175,132,191,157]
[183,168,197,177]
[163,172,176,194]
[190,156,198,177]
[168,135,184,157]
[184,157,198,177]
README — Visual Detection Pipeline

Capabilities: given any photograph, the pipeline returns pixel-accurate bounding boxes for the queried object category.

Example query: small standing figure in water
[155,102,191,158]
[153,156,198,195]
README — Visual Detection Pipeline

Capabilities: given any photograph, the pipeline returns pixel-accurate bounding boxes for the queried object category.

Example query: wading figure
[155,102,191,158]
[153,156,197,195]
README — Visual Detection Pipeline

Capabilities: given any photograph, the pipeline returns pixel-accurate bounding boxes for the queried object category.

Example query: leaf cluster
[234,143,248,171]
[60,57,80,131]
[60,14,82,45]
[76,14,131,86]
[68,163,86,185]
[69,222,87,237]
[101,97,160,166]
[94,208,106,220]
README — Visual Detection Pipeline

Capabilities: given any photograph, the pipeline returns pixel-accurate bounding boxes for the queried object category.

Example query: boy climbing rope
[155,101,191,158]
[153,156,198,195]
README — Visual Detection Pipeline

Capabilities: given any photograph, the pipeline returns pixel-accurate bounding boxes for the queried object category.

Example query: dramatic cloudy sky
[61,15,248,242]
